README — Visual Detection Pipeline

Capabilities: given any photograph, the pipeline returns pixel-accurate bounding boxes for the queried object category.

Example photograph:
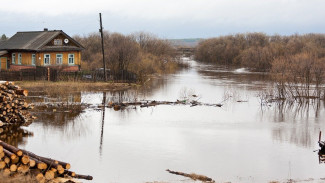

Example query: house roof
[0,30,84,51]
[0,40,6,47]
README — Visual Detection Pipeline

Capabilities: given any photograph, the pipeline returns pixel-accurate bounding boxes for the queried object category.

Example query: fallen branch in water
[166,169,215,182]
[106,99,223,111]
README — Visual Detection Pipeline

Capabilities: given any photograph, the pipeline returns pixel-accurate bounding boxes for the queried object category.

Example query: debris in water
[166,169,215,182]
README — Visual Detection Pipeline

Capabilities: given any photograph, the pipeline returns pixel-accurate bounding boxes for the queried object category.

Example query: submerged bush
[271,53,325,100]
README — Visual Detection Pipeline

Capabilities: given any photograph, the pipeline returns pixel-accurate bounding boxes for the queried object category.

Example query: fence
[0,68,137,83]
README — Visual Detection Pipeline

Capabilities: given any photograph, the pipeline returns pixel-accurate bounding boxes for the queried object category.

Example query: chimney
[44,28,48,31]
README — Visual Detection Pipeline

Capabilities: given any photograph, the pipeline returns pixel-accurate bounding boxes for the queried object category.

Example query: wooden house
[0,29,84,71]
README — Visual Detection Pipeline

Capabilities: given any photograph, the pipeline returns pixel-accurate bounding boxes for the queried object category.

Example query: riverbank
[15,81,138,94]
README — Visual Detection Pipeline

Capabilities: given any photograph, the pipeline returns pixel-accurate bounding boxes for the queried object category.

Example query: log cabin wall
[8,51,80,67]
[37,51,81,66]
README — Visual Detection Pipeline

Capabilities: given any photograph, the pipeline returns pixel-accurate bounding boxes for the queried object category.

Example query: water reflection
[99,92,106,157]
[0,125,33,146]
[265,100,325,148]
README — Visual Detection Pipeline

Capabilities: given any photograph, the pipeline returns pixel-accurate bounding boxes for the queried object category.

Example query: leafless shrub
[74,31,180,82]
[271,53,325,101]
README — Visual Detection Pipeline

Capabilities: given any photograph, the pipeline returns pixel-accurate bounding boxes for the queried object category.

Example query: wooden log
[166,169,214,182]
[32,170,45,183]
[55,159,70,170]
[21,149,67,170]
[64,170,76,177]
[3,148,17,160]
[29,157,48,170]
[30,169,45,182]
[0,140,23,156]
[64,170,93,180]
[0,160,6,169]
[73,173,93,180]
[21,155,30,165]
[10,164,17,172]
[11,156,20,164]
[15,89,28,97]
[0,151,4,159]
[4,156,10,164]
[45,170,56,180]
[29,159,36,167]
[17,164,29,174]
[0,145,3,153]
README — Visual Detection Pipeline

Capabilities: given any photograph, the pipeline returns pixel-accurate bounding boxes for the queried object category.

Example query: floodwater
[7,58,325,182]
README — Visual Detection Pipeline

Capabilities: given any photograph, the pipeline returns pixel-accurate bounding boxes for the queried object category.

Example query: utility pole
[99,13,107,82]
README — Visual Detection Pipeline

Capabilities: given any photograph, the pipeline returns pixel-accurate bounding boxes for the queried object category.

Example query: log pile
[0,140,93,182]
[0,81,35,126]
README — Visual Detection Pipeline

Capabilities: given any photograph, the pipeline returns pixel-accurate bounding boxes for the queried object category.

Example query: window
[12,53,15,64]
[68,54,74,64]
[54,39,62,45]
[18,53,22,64]
[44,54,50,65]
[32,54,36,65]
[56,54,63,64]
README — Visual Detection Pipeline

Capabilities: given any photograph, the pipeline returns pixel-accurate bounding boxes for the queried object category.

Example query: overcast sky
[1,0,324,38]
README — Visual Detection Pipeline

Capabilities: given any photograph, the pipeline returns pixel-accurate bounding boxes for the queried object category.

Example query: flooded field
[9,58,325,182]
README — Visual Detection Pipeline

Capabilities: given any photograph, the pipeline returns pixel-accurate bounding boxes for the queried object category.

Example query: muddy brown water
[9,58,325,182]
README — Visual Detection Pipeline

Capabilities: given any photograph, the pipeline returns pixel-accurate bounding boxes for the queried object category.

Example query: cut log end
[10,164,17,172]
[45,170,55,180]
[17,150,23,156]
[21,155,30,164]
[29,159,36,167]
[0,161,6,169]
[36,173,45,182]
[65,163,71,170]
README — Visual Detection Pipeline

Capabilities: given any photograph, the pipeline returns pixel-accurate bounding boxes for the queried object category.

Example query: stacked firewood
[0,140,93,182]
[0,81,35,126]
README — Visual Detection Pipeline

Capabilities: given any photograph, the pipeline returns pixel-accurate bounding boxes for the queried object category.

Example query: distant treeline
[195,33,325,71]
[195,33,325,99]
[74,32,182,81]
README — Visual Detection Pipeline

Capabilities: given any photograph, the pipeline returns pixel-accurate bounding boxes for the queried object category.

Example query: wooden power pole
[99,13,107,82]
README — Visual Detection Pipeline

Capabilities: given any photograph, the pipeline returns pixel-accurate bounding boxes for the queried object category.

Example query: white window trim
[56,54,63,65]
[32,54,36,65]
[12,53,15,64]
[44,54,51,65]
[18,53,22,65]
[68,54,75,65]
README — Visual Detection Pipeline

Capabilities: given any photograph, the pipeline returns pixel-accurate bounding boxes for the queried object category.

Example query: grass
[0,172,36,183]
[15,81,138,94]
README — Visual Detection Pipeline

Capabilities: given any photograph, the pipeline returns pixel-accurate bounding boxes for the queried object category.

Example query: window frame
[18,53,22,65]
[54,39,63,46]
[56,54,63,65]
[44,54,51,65]
[32,54,36,65]
[68,54,74,65]
[12,53,16,64]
